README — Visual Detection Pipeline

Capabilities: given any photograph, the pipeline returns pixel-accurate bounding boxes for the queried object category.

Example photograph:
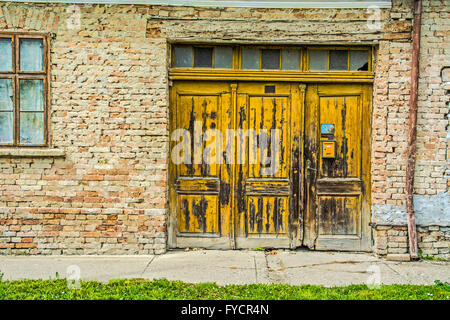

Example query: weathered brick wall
[371,0,449,258]
[0,3,168,254]
[374,225,450,260]
[0,0,448,255]
[416,0,449,196]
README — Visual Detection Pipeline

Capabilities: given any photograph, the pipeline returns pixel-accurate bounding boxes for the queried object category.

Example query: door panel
[234,82,303,249]
[318,195,360,236]
[319,95,361,178]
[247,196,289,235]
[169,82,233,249]
[177,94,220,177]
[304,84,372,251]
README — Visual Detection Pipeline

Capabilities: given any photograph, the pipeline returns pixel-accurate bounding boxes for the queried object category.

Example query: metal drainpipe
[406,0,422,261]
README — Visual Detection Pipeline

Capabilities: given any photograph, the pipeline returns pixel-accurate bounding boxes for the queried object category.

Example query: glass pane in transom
[194,47,213,68]
[281,49,300,70]
[214,47,233,69]
[329,50,348,71]
[241,48,260,70]
[309,50,328,71]
[350,50,369,71]
[173,46,193,68]
[261,49,280,70]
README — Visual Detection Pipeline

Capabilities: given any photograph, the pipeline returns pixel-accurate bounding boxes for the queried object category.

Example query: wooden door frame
[168,80,373,251]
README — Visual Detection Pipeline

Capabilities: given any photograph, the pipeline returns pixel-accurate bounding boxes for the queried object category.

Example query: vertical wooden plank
[304,84,319,249]
[249,96,262,178]
[361,84,373,250]
[234,91,248,239]
[289,83,304,248]
[168,83,178,247]
[277,96,288,178]
[221,85,234,243]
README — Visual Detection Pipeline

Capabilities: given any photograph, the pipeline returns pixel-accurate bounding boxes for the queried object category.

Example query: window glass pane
[281,49,300,70]
[329,50,348,71]
[241,48,260,70]
[20,112,44,145]
[0,79,14,111]
[214,47,233,69]
[0,112,13,144]
[173,46,192,68]
[0,38,12,71]
[194,47,213,68]
[309,50,328,71]
[20,38,44,71]
[350,50,369,71]
[261,49,280,70]
[20,79,44,111]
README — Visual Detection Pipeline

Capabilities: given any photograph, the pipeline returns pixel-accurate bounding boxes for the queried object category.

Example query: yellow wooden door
[169,81,304,249]
[234,82,304,249]
[304,84,372,251]
[169,82,234,249]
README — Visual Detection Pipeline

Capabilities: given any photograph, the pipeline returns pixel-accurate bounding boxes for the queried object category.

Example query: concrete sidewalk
[0,249,449,287]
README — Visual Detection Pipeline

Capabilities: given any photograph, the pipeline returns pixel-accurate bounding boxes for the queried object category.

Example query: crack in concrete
[381,262,417,284]
[267,259,374,271]
[231,259,376,273]
[140,255,157,276]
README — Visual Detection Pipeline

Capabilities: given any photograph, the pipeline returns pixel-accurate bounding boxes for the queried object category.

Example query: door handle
[306,160,317,172]
[306,159,317,181]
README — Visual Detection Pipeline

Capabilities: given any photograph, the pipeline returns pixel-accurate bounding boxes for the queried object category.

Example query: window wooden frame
[307,46,372,72]
[169,44,375,83]
[0,32,50,147]
[239,46,302,71]
[172,44,237,69]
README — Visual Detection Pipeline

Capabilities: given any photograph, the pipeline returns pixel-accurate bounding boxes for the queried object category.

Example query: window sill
[0,148,65,158]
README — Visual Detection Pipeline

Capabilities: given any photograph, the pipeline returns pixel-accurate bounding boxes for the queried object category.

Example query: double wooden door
[169,81,371,251]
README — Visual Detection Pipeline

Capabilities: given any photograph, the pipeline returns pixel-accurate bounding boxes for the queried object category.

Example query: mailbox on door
[321,140,336,159]
[320,124,336,159]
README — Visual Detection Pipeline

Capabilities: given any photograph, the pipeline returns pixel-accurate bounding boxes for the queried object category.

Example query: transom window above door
[0,33,49,147]
[171,44,372,72]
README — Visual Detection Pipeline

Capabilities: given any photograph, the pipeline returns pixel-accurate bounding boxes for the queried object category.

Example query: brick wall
[416,0,449,196]
[0,3,169,254]
[371,0,449,259]
[0,0,448,255]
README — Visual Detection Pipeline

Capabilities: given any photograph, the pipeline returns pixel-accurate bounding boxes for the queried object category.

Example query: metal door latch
[306,159,317,181]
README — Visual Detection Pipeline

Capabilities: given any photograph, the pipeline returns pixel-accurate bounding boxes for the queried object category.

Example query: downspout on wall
[405,0,422,261]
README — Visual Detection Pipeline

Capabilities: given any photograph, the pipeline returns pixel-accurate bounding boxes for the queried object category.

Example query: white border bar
[3,0,392,8]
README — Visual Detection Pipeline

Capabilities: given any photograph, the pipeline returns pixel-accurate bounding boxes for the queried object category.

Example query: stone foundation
[373,225,450,260]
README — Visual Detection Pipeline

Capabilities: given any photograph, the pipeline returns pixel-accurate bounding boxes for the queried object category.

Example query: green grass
[0,278,449,300]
